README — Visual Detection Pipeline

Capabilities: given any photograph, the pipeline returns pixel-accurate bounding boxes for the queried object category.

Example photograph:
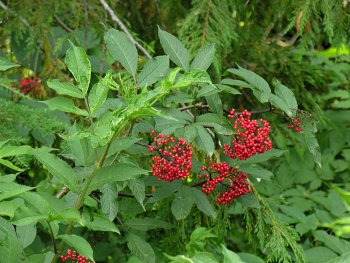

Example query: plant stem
[46,220,58,254]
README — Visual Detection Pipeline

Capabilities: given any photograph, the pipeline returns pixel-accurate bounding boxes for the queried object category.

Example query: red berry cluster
[288,117,303,132]
[224,109,272,160]
[201,162,251,204]
[149,131,192,182]
[12,77,42,96]
[60,249,91,263]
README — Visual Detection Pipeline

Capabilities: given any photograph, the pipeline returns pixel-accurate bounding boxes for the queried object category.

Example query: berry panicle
[60,249,91,263]
[149,131,192,182]
[201,162,251,204]
[224,109,272,160]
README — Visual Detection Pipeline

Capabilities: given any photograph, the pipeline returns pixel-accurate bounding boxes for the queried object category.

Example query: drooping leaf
[273,80,298,114]
[158,27,190,71]
[42,97,88,116]
[138,56,169,87]
[127,233,155,263]
[65,43,91,96]
[191,44,215,71]
[171,186,194,220]
[100,184,119,221]
[128,179,146,210]
[194,124,215,155]
[33,150,78,191]
[191,188,216,218]
[47,79,84,98]
[304,131,322,167]
[228,66,271,103]
[105,29,138,78]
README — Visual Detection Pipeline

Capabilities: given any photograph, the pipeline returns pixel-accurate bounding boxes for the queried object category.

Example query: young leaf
[65,43,91,96]
[137,55,169,87]
[105,29,138,78]
[33,150,78,191]
[47,79,84,98]
[128,179,146,210]
[191,44,215,71]
[127,233,155,263]
[42,97,88,116]
[228,66,271,103]
[100,184,119,221]
[158,27,190,71]
[88,71,113,115]
[58,234,94,262]
[0,57,20,71]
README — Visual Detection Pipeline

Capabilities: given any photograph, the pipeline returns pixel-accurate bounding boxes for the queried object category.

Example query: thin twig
[54,14,73,32]
[83,0,89,50]
[0,1,30,28]
[99,0,152,59]
[46,220,58,254]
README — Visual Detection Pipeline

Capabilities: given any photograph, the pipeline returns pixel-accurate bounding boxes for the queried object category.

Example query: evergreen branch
[99,0,152,59]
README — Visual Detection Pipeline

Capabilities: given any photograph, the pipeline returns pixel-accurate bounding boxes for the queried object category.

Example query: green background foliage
[1,1,350,262]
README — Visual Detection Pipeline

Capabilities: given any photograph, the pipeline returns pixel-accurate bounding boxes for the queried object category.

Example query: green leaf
[105,29,138,78]
[138,56,169,87]
[0,182,34,201]
[216,84,241,95]
[164,254,193,263]
[42,97,88,116]
[222,245,245,263]
[0,201,19,218]
[326,252,350,263]
[127,233,155,263]
[25,252,54,263]
[100,184,119,221]
[191,252,218,263]
[16,223,36,248]
[241,149,286,164]
[314,230,350,254]
[195,125,215,155]
[125,218,173,231]
[270,94,292,117]
[128,179,146,210]
[107,137,141,157]
[33,150,78,191]
[171,186,194,220]
[65,43,91,96]
[0,217,23,263]
[84,214,120,233]
[228,66,271,103]
[158,27,189,71]
[191,188,216,218]
[58,234,94,262]
[304,131,322,167]
[191,44,215,71]
[88,71,113,115]
[67,124,90,166]
[238,253,264,263]
[237,194,260,208]
[47,79,84,98]
[0,159,24,172]
[184,125,198,142]
[304,247,337,263]
[88,164,149,193]
[273,80,298,114]
[0,57,20,71]
[174,69,211,88]
[221,78,251,89]
[206,93,223,115]
[239,165,273,181]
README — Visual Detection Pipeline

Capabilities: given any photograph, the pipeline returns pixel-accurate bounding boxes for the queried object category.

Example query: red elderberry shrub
[149,132,192,182]
[201,162,251,205]
[288,116,303,132]
[15,77,42,96]
[224,109,272,160]
[60,249,91,263]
